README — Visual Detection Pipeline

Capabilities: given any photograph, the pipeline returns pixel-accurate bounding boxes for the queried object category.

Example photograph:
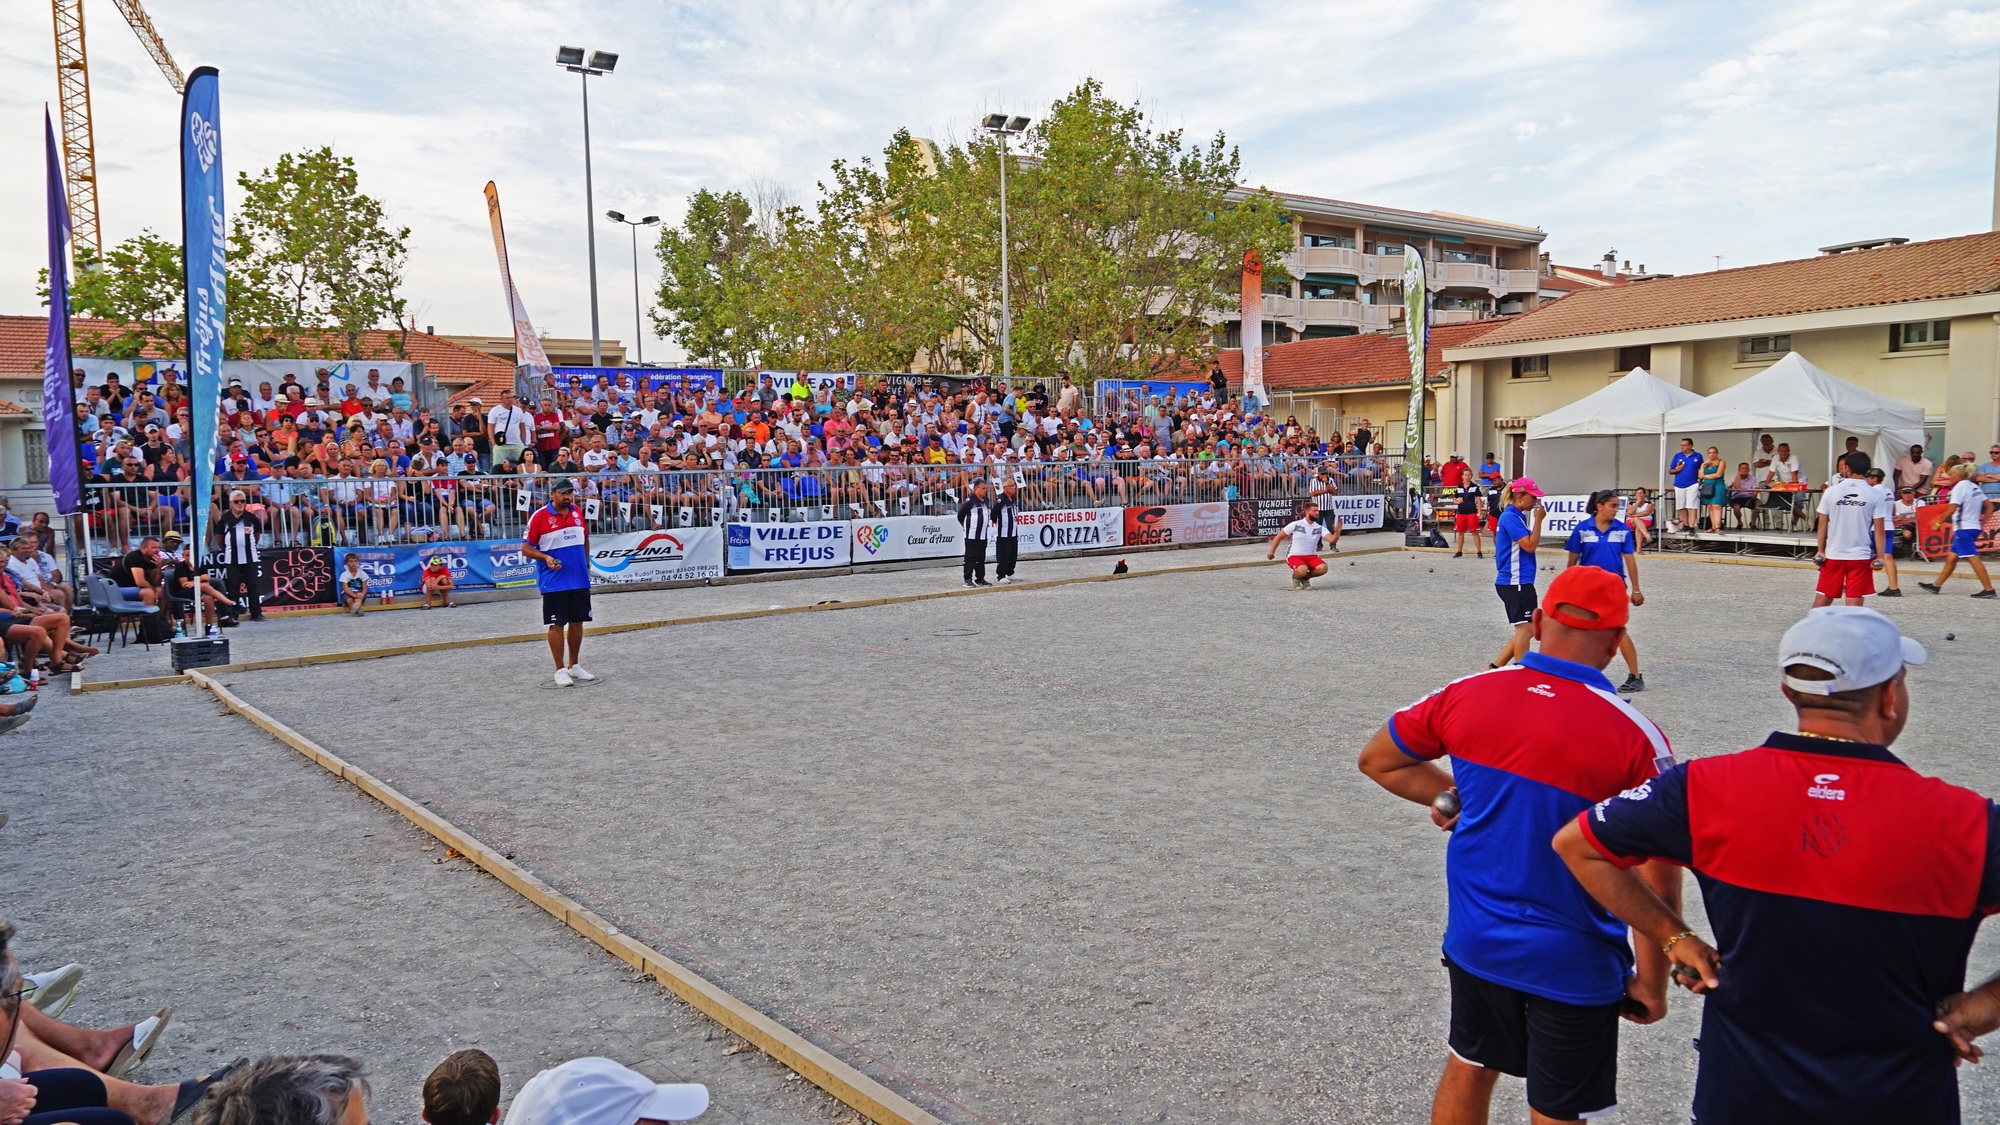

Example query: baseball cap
[501,1058,707,1125]
[1542,566,1630,631]
[550,477,576,494]
[162,530,182,542]
[1779,605,1925,695]
[1509,477,1545,497]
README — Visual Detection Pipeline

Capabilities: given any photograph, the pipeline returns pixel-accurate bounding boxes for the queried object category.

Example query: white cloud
[0,0,1994,360]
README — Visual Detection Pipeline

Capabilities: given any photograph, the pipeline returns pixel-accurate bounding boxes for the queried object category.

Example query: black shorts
[1445,956,1621,1119]
[1497,582,1538,625]
[541,588,592,626]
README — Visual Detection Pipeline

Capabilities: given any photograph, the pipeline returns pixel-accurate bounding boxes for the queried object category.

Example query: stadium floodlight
[605,209,625,222]
[555,45,585,66]
[607,211,663,364]
[588,50,618,72]
[981,112,1034,389]
[556,45,621,365]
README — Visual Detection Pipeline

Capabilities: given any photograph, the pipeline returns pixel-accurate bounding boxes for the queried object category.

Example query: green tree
[651,188,764,366]
[230,146,410,359]
[52,231,186,358]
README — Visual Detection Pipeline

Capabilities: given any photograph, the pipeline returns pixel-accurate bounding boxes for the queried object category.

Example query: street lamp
[981,112,1031,389]
[606,210,660,365]
[557,45,620,366]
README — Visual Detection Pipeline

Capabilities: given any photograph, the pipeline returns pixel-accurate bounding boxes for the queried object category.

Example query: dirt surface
[176,547,2000,1122]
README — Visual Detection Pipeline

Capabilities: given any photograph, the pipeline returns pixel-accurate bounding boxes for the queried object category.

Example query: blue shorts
[1953,529,1982,556]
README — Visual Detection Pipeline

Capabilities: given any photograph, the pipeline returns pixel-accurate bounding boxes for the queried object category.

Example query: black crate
[170,637,231,671]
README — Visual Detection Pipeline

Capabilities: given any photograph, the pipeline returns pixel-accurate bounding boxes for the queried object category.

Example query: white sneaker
[25,964,83,1016]
[553,668,574,688]
[569,665,598,683]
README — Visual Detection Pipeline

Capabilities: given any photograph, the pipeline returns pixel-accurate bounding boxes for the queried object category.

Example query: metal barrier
[75,455,1398,552]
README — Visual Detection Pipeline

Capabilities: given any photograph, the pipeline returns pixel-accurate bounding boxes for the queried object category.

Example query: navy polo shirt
[1565,519,1637,579]
[1581,732,2000,1123]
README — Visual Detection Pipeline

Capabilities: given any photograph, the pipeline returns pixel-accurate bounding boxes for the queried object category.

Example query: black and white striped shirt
[989,495,1018,539]
[958,494,991,540]
[215,512,262,565]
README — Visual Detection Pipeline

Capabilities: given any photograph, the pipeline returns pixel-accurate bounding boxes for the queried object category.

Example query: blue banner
[180,67,224,562]
[42,111,80,515]
[551,366,722,398]
[335,540,536,597]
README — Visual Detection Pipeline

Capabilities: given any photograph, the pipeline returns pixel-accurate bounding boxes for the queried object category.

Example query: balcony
[1430,261,1496,289]
[1290,245,1367,275]
[1496,268,1541,292]
[1432,308,1489,325]
[1260,294,1301,319]
[1299,299,1394,331]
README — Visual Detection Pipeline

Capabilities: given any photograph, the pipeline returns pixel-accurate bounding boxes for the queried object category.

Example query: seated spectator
[420,556,455,610]
[7,534,74,614]
[158,532,237,630]
[338,556,369,617]
[110,538,165,607]
[422,1050,499,1125]
[501,1059,705,1125]
[0,921,232,1125]
[1727,462,1758,528]
[186,1056,365,1125]
[0,570,84,676]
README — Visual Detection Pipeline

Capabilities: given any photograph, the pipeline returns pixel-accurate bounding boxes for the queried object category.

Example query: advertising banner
[849,516,961,563]
[1019,508,1124,554]
[1239,250,1265,407]
[1917,503,2000,558]
[97,545,338,610]
[42,112,80,514]
[335,540,539,597]
[1323,494,1386,530]
[484,181,554,384]
[1123,503,1230,547]
[587,527,724,585]
[1537,494,1592,538]
[1229,498,1309,539]
[758,370,857,394]
[726,521,852,570]
[552,367,723,398]
[180,66,225,581]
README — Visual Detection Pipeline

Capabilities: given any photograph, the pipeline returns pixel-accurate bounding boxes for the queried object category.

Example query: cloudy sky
[1,0,1996,361]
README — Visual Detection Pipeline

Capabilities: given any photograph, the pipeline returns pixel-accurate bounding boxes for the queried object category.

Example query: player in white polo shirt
[1920,464,1998,598]
[1266,501,1335,590]
[1812,452,1883,607]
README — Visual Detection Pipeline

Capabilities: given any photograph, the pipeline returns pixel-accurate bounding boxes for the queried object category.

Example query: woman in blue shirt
[1565,489,1646,692]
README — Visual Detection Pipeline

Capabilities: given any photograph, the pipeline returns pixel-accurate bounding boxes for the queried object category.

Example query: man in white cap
[1554,606,2000,1123]
[502,1058,706,1125]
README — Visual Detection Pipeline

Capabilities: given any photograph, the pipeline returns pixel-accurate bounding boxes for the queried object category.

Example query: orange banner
[1239,249,1265,406]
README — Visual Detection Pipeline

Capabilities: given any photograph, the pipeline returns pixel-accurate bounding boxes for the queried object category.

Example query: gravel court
[204,550,2000,1122]
[2,683,851,1125]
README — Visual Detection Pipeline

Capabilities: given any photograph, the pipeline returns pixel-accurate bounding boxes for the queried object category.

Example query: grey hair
[189,1055,370,1125]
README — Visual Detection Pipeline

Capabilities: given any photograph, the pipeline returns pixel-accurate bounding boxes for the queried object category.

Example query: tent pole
[1827,423,1836,482]
[1658,428,1668,543]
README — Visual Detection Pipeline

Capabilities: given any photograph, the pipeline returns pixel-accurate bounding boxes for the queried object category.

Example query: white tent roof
[1526,367,1704,440]
[1661,352,1925,460]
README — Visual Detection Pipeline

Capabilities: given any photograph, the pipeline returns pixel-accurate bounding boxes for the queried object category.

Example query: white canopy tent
[1661,352,1926,479]
[1523,368,1704,494]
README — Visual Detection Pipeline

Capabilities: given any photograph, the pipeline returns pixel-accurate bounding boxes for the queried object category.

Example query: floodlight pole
[580,71,602,367]
[997,129,1013,392]
[608,212,658,365]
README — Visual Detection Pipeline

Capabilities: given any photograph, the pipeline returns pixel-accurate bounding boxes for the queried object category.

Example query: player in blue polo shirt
[1556,606,2000,1123]
[1490,478,1547,668]
[1360,566,1682,1123]
[1564,489,1645,693]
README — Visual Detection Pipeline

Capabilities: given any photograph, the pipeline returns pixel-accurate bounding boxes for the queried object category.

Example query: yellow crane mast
[49,0,186,257]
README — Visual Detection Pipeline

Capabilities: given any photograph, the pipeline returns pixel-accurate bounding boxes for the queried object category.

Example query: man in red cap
[1359,565,1682,1125]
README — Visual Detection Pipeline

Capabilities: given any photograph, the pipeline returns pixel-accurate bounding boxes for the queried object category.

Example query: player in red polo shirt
[1556,606,2000,1123]
[1359,566,1682,1123]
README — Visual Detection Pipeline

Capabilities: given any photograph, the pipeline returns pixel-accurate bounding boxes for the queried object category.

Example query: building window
[25,429,48,485]
[1890,320,1951,351]
[1299,277,1358,300]
[1435,295,1489,311]
[1301,325,1359,340]
[1615,345,1651,371]
[1368,241,1407,256]
[1738,334,1792,361]
[1437,249,1493,266]
[1511,355,1549,379]
[1302,233,1355,249]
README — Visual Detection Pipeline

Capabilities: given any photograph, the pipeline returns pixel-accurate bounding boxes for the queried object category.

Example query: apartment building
[1227,190,1549,346]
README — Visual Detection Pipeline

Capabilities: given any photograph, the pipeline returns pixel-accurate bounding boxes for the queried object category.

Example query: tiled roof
[1460,230,2000,349]
[0,400,28,416]
[0,315,515,401]
[1217,319,1510,392]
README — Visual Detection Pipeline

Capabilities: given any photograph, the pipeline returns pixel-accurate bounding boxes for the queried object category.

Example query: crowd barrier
[74,457,1397,609]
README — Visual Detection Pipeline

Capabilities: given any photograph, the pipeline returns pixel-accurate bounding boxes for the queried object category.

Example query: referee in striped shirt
[991,480,1021,584]
[958,480,992,587]
[212,488,265,622]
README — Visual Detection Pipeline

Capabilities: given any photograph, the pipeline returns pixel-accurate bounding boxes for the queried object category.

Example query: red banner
[1916,502,2000,557]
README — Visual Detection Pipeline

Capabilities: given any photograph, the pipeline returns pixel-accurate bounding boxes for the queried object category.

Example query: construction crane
[49,0,186,256]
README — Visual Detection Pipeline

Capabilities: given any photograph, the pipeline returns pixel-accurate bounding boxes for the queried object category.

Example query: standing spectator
[488,392,533,467]
[1979,443,2000,502]
[990,479,1021,584]
[957,479,992,588]
[1208,364,1227,404]
[522,479,596,687]
[1894,442,1934,494]
[1698,445,1727,532]
[1359,566,1680,1125]
[1919,465,1997,597]
[1667,437,1702,533]
[1437,452,1470,489]
[211,489,265,623]
[1554,607,1995,1123]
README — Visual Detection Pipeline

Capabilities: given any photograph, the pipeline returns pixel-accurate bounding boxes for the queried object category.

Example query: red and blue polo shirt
[1580,732,2000,1123]
[1390,651,1674,1005]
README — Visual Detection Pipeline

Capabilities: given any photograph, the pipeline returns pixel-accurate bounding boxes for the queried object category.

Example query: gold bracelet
[1662,930,1696,956]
